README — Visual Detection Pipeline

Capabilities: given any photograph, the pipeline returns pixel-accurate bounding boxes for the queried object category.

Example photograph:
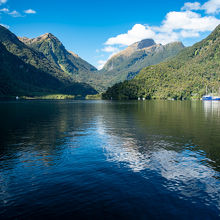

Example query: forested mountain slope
[19,33,97,75]
[0,25,97,97]
[103,25,220,100]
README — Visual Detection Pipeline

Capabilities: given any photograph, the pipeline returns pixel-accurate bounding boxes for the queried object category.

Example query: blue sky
[0,0,220,69]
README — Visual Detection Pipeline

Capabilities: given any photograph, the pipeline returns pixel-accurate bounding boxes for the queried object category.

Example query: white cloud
[0,8,9,12]
[105,24,156,46]
[182,0,220,14]
[101,46,119,53]
[96,0,220,68]
[160,10,220,32]
[97,60,107,70]
[0,0,7,5]
[24,9,36,14]
[154,32,179,45]
[181,2,201,11]
[9,10,21,17]
[180,30,200,37]
[104,10,220,47]
[203,0,220,14]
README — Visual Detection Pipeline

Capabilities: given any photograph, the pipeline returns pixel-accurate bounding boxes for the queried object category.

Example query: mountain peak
[20,33,60,45]
[38,33,57,41]
[137,39,156,49]
[19,31,97,75]
[19,33,59,45]
[42,33,54,38]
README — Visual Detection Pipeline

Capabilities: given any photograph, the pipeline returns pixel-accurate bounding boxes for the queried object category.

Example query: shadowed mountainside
[0,25,97,97]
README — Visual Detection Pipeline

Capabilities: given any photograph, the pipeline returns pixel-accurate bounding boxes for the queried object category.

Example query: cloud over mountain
[98,0,220,67]
[105,10,220,47]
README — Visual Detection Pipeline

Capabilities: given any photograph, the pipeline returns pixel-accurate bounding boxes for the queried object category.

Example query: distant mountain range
[103,24,220,100]
[19,33,184,92]
[0,24,186,97]
[98,39,184,89]
[7,22,220,100]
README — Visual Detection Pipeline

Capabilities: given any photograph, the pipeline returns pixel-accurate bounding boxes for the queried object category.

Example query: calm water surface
[0,100,220,219]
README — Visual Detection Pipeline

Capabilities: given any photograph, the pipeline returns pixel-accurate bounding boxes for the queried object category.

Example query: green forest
[1,23,220,100]
[103,24,220,100]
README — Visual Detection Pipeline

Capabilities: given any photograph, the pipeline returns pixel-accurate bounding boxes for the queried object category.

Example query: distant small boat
[202,95,213,101]
[202,86,220,101]
[202,95,220,101]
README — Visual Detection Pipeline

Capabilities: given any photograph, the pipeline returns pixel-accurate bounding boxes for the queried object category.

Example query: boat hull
[202,96,213,101]
[202,96,220,101]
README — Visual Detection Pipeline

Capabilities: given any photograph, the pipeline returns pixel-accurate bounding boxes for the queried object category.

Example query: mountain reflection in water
[0,100,220,219]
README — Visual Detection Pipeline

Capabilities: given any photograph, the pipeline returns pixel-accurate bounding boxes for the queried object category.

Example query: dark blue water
[0,100,220,219]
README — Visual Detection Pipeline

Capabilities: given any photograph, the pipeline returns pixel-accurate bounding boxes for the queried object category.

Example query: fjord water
[0,100,220,219]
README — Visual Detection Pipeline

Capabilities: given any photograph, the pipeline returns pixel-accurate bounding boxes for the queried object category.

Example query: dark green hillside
[0,42,61,95]
[19,32,102,92]
[0,25,71,83]
[103,25,220,100]
[0,25,97,97]
[19,33,184,92]
[0,42,97,96]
